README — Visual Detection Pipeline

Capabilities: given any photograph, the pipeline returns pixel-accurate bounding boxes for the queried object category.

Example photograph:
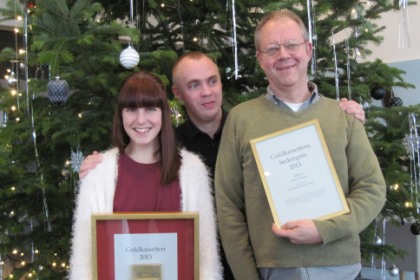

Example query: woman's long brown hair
[112,71,181,185]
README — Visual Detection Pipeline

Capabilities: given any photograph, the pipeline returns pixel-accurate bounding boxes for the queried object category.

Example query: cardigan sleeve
[68,149,118,279]
[178,149,223,280]
[68,173,100,279]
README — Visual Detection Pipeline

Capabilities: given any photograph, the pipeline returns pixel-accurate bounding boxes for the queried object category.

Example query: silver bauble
[119,45,140,69]
[389,265,399,277]
[7,72,17,87]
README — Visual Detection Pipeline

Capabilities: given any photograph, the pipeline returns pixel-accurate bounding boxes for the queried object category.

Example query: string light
[405,201,413,208]
[389,184,400,191]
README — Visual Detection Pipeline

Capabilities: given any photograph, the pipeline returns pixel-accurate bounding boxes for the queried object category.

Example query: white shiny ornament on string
[374,236,383,246]
[7,72,17,87]
[389,264,399,277]
[119,45,140,69]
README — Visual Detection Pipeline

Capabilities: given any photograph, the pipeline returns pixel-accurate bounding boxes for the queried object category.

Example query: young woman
[69,71,222,279]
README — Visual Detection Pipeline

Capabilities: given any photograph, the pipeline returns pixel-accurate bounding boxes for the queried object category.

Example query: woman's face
[122,106,162,148]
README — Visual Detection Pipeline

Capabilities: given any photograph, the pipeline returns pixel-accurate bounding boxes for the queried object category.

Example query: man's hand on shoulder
[79,151,103,179]
[339,98,365,124]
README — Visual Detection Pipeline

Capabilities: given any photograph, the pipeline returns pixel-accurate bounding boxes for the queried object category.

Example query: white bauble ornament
[7,72,17,87]
[389,265,399,277]
[119,45,139,69]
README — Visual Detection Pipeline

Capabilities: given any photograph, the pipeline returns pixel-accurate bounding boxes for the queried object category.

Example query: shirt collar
[182,108,227,139]
[265,81,320,111]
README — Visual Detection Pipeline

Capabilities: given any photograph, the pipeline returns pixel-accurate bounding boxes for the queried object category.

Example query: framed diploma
[91,212,199,280]
[250,119,349,228]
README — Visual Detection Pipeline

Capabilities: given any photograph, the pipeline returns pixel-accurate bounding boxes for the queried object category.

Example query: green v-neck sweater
[215,94,386,280]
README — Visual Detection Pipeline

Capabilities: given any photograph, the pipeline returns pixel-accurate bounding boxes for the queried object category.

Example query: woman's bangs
[120,83,164,109]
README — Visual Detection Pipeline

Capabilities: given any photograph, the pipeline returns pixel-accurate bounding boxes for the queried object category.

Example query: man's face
[256,17,312,93]
[172,56,223,125]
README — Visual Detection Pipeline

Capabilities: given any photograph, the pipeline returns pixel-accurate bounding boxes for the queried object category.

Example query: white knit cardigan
[69,148,222,279]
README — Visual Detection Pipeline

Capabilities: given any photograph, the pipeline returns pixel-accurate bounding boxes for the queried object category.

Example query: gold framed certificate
[91,212,199,280]
[250,119,349,227]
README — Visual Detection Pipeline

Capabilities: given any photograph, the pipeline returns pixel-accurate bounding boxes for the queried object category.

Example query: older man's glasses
[259,41,307,57]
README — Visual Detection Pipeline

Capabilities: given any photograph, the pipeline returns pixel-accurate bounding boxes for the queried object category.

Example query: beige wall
[366,4,420,63]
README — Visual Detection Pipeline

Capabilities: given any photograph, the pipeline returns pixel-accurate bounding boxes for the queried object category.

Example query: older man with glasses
[215,9,386,280]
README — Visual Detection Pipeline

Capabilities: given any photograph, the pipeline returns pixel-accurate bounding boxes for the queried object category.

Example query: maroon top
[113,153,181,212]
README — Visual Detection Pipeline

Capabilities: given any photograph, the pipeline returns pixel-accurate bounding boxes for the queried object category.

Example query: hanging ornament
[1,111,8,127]
[388,265,399,277]
[70,149,84,173]
[382,88,403,107]
[345,38,352,100]
[231,0,239,79]
[410,221,420,235]
[374,236,383,246]
[351,4,365,62]
[307,0,317,75]
[370,86,386,100]
[389,96,403,107]
[119,45,140,69]
[7,71,17,87]
[47,76,70,105]
[399,0,411,48]
[27,1,37,15]
[331,31,340,100]
[403,113,420,209]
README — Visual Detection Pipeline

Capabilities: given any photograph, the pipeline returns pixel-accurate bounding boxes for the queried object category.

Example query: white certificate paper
[114,233,177,280]
[250,119,349,227]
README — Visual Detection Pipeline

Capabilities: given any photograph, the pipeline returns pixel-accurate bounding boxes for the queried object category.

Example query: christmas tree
[0,0,419,278]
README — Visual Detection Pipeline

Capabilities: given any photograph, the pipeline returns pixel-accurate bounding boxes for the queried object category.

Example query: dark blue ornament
[47,76,69,105]
[370,86,387,100]
[410,221,420,235]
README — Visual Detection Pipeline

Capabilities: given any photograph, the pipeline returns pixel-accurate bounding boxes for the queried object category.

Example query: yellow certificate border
[250,119,349,227]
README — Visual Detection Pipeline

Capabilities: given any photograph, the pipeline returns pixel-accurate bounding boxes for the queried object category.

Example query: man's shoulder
[231,95,265,111]
[175,119,193,132]
[316,94,341,106]
[228,96,267,119]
